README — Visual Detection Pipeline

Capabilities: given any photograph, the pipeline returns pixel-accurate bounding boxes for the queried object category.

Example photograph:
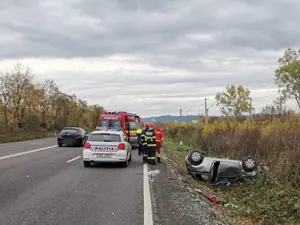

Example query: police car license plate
[94,153,111,158]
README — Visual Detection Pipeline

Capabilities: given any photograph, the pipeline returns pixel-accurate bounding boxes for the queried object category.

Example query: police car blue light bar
[95,126,108,131]
[95,126,123,132]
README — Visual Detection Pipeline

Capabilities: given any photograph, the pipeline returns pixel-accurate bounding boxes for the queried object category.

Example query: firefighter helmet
[148,122,154,128]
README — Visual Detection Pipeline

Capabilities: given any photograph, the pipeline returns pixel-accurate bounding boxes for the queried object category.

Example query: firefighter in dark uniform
[136,125,143,156]
[140,123,149,163]
[145,123,157,165]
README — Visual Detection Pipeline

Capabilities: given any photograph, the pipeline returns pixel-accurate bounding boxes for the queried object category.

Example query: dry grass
[0,131,55,144]
[160,114,300,225]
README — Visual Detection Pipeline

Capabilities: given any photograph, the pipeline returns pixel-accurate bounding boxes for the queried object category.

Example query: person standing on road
[155,125,164,163]
[140,123,149,163]
[136,125,143,156]
[145,123,157,165]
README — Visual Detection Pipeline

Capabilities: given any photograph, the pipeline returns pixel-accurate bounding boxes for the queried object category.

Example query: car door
[79,128,85,136]
[81,128,90,143]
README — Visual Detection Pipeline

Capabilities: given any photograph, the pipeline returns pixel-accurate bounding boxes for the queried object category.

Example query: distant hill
[142,115,199,123]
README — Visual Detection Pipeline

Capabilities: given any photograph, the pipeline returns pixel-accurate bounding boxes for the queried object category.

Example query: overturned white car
[185,150,258,183]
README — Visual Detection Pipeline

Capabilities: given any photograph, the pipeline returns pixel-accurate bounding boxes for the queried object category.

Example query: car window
[88,133,121,142]
[129,120,137,130]
[100,119,122,128]
[61,128,79,134]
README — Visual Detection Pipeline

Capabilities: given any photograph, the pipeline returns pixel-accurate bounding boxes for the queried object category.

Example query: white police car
[82,127,132,167]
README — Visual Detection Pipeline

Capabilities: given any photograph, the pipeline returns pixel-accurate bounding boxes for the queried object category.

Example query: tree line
[214,48,300,117]
[1,47,299,133]
[0,63,104,133]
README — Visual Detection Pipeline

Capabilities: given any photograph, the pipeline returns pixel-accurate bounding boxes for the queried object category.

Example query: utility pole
[205,98,208,124]
[249,97,252,118]
[180,108,182,122]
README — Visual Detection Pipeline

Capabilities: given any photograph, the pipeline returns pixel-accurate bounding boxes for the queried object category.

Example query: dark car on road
[57,127,88,147]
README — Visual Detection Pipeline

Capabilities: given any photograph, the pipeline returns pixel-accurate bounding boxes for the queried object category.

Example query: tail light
[118,143,126,150]
[84,142,91,149]
[75,133,81,137]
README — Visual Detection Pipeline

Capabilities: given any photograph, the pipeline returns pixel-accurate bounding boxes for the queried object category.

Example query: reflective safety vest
[145,128,156,147]
[136,128,142,143]
[155,128,164,145]
[141,128,148,147]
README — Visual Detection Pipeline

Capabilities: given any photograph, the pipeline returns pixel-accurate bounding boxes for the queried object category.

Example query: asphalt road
[0,138,143,225]
[0,138,229,225]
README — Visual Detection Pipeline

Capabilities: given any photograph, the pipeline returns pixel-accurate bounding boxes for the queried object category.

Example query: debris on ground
[168,176,177,180]
[148,169,160,182]
[148,169,160,176]
[194,188,202,194]
[224,203,238,209]
[208,195,220,204]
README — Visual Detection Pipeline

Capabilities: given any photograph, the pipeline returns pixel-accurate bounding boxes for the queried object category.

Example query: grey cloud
[1,0,300,116]
[2,0,300,61]
[44,64,274,91]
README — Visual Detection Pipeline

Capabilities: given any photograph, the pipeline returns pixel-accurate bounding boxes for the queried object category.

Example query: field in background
[160,114,300,225]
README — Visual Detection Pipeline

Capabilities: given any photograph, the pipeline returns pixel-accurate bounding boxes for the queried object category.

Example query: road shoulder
[148,156,230,225]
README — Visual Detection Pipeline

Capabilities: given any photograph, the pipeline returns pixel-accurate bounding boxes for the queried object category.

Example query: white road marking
[66,156,82,163]
[143,163,153,225]
[0,145,58,161]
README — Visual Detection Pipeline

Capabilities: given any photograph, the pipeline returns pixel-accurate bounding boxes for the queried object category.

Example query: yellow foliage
[160,117,300,190]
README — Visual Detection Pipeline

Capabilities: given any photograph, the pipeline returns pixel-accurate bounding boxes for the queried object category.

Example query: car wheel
[58,143,63,147]
[83,161,91,167]
[79,139,84,147]
[242,157,257,172]
[77,140,80,147]
[128,152,132,162]
[188,150,204,166]
[122,158,129,168]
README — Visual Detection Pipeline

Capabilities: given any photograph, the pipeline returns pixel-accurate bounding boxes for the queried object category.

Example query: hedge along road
[0,138,229,225]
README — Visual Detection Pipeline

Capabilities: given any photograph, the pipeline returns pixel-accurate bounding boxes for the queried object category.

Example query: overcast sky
[1,0,300,117]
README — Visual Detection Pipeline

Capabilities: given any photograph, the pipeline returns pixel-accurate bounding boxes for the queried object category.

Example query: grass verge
[0,131,56,144]
[163,138,300,225]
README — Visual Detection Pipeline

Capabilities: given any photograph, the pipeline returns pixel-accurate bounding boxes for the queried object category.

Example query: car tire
[188,150,204,166]
[242,157,257,172]
[58,143,63,147]
[122,158,129,168]
[79,139,84,147]
[83,161,91,167]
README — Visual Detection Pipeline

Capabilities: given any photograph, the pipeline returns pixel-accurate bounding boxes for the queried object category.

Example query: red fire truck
[98,111,142,148]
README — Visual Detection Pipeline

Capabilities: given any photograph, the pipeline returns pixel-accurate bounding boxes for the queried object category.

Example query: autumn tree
[215,85,254,117]
[275,48,300,109]
[0,63,36,131]
[0,63,104,134]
